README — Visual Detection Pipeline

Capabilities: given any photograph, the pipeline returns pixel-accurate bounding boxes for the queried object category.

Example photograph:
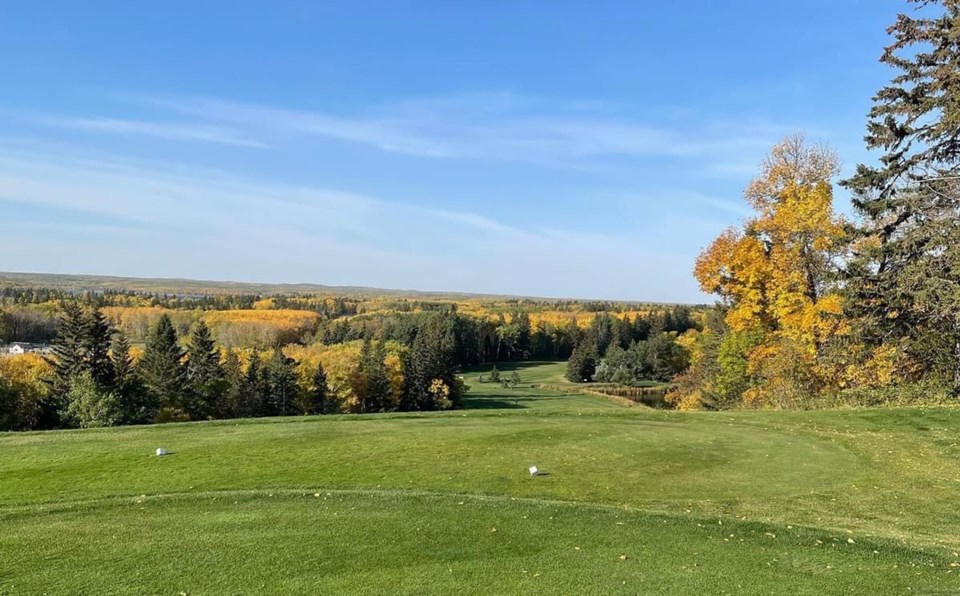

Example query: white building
[2,342,50,356]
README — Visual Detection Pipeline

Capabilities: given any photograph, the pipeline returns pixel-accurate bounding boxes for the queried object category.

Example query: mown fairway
[2,362,959,594]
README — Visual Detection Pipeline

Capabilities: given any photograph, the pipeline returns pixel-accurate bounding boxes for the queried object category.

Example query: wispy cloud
[6,91,800,174]
[0,90,806,300]
[129,92,783,167]
[39,116,268,148]
[0,141,703,301]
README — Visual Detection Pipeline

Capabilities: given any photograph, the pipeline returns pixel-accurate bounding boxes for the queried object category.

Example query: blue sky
[0,1,903,302]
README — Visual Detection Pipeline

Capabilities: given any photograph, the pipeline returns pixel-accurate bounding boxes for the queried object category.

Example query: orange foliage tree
[693,134,849,406]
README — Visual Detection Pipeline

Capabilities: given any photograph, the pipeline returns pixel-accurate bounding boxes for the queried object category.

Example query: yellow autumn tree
[0,353,52,430]
[283,341,405,412]
[694,134,848,406]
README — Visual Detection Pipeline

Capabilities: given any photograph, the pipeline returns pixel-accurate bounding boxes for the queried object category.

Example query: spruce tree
[266,349,298,417]
[185,321,225,419]
[0,309,11,344]
[0,377,17,431]
[843,0,960,384]
[515,311,532,357]
[401,317,463,411]
[355,337,375,413]
[364,341,392,412]
[241,352,266,417]
[398,349,418,412]
[405,326,437,410]
[50,302,87,398]
[111,332,135,390]
[111,332,154,424]
[43,302,90,427]
[566,347,583,383]
[84,306,115,391]
[309,362,330,414]
[566,340,598,383]
[139,314,187,417]
[220,349,244,418]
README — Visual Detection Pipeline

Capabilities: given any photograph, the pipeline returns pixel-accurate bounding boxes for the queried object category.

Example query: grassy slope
[2,362,959,594]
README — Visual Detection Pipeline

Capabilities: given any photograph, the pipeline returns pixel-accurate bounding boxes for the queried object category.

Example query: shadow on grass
[463,398,528,410]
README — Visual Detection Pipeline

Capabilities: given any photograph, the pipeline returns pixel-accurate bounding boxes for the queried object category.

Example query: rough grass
[2,362,959,594]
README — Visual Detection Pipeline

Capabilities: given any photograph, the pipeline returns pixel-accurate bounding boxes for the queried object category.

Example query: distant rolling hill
[0,271,690,305]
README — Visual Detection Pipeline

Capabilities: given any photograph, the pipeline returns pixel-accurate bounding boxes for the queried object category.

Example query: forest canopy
[0,284,699,430]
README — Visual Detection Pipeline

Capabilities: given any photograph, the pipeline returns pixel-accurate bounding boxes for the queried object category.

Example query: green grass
[464,360,572,385]
[2,362,960,594]
[461,360,625,412]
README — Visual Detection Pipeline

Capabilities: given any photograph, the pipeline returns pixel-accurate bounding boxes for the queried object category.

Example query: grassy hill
[2,362,958,594]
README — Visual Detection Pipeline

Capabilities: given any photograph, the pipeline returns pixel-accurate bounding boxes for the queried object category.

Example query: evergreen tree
[398,349,416,411]
[405,326,437,410]
[308,362,331,414]
[401,316,464,411]
[355,338,391,413]
[84,306,114,391]
[49,302,87,399]
[0,308,10,344]
[532,322,553,359]
[590,313,615,356]
[111,332,135,390]
[843,0,960,385]
[632,315,652,343]
[139,314,187,418]
[220,349,244,419]
[265,349,298,416]
[111,332,154,424]
[185,321,226,419]
[45,303,114,427]
[644,333,691,382]
[514,311,532,358]
[355,337,375,413]
[240,352,266,417]
[566,339,598,383]
[364,341,392,412]
[0,377,17,432]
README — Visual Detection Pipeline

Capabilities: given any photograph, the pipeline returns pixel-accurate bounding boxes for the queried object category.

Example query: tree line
[565,309,696,384]
[0,299,701,430]
[322,306,698,366]
[0,304,465,430]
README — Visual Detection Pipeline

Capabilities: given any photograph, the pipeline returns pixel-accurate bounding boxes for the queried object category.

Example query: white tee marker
[529,466,539,476]
[155,448,168,457]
